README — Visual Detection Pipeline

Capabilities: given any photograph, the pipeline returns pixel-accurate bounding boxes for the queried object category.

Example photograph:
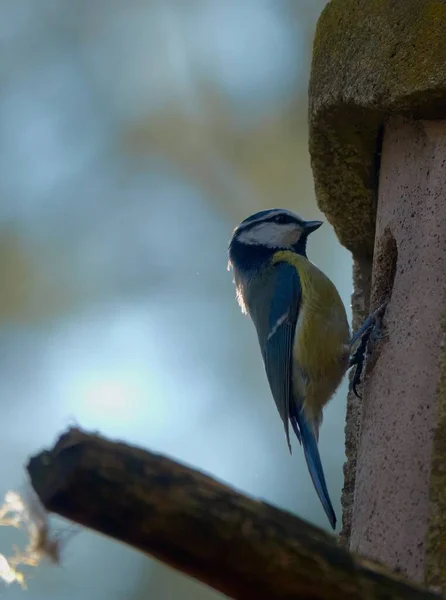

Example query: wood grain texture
[27,428,442,600]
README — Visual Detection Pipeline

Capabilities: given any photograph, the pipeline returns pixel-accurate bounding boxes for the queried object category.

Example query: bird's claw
[349,331,370,398]
[349,300,388,398]
[367,302,388,356]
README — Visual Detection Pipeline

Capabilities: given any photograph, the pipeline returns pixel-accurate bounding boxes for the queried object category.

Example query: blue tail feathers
[290,409,337,530]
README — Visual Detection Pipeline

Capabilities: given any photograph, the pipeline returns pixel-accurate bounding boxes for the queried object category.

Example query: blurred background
[0,0,353,598]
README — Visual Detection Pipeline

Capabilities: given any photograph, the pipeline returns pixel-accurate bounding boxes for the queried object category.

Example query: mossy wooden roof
[309,0,446,257]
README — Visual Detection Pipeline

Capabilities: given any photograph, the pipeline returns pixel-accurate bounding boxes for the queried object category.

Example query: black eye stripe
[238,217,284,232]
[274,214,290,224]
[236,210,305,233]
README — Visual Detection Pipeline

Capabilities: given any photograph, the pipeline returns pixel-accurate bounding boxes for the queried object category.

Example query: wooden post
[309,0,446,592]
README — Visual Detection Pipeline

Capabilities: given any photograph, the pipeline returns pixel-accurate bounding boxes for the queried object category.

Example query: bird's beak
[304,220,323,234]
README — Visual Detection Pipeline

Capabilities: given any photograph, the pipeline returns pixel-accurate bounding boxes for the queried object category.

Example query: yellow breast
[272,251,350,422]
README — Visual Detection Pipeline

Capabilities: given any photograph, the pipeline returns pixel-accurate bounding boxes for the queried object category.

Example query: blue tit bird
[228,208,351,529]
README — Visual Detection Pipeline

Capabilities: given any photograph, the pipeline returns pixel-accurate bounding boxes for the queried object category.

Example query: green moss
[309,0,446,256]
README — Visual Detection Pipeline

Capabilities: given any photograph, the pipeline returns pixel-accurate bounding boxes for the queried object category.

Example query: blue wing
[248,261,301,450]
[248,260,337,530]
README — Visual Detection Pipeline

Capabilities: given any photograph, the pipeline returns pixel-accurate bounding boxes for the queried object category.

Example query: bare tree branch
[27,428,441,600]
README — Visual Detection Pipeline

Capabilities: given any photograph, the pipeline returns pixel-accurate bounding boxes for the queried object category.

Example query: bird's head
[229,208,323,257]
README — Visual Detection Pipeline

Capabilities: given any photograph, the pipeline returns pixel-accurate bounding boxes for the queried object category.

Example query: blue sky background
[0,2,354,599]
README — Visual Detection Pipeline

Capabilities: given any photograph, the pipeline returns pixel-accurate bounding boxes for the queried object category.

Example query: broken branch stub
[27,428,442,600]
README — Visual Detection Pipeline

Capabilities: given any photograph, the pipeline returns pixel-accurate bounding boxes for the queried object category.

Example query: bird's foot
[349,301,388,398]
[349,301,388,347]
[366,306,388,356]
[349,334,370,399]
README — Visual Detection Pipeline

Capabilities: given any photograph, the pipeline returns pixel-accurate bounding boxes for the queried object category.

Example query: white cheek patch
[238,222,300,247]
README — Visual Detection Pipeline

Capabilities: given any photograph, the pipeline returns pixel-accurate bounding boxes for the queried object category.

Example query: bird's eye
[275,214,288,224]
